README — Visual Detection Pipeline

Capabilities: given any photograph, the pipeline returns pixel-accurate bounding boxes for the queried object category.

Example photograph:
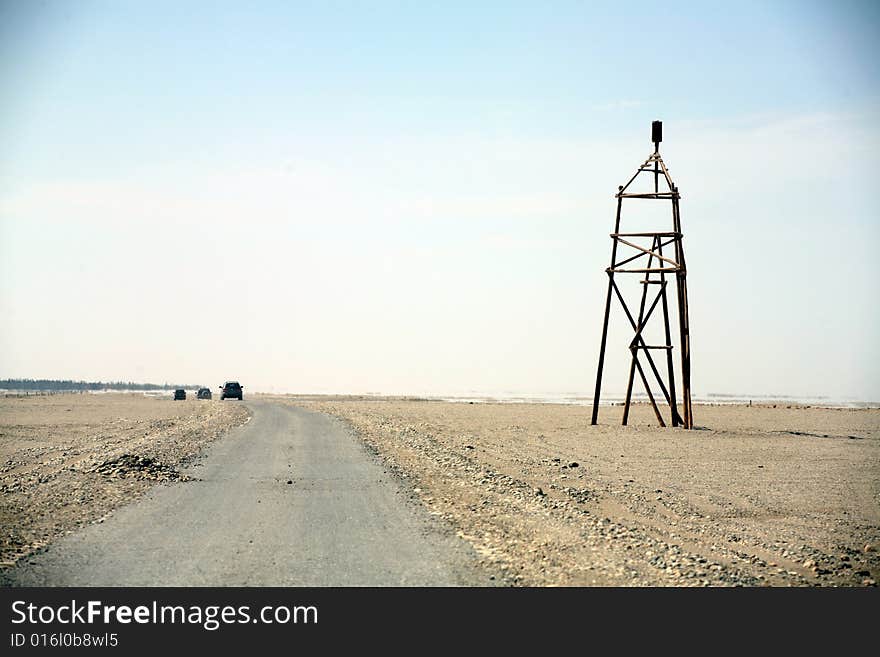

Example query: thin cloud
[593,100,644,111]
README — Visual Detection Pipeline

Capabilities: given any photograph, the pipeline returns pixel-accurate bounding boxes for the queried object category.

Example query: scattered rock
[292,398,878,589]
[91,454,188,482]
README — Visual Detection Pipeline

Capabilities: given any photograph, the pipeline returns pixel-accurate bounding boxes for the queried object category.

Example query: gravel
[283,398,880,587]
[0,393,249,567]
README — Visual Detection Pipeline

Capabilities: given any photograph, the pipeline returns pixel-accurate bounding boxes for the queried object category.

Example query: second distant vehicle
[197,387,212,400]
[173,389,186,400]
[220,381,243,400]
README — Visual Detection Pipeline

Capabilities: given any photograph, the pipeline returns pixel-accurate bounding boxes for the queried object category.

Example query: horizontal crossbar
[612,232,681,237]
[615,192,680,199]
[608,267,680,273]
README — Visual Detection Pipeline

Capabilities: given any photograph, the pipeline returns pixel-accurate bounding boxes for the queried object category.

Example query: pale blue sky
[1,1,878,399]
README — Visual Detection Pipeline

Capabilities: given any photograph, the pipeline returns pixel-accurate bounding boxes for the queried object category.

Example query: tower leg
[591,273,614,425]
[657,238,683,426]
[622,347,637,426]
[671,189,693,429]
[677,275,693,428]
[591,196,624,426]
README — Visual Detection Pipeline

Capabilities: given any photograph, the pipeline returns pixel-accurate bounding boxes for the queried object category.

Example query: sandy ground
[0,393,249,567]
[280,397,880,587]
[3,393,877,587]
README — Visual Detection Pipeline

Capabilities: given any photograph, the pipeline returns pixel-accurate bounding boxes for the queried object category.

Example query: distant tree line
[0,378,202,391]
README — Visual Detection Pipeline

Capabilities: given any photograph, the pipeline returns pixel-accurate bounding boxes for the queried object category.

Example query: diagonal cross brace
[627,281,666,348]
[614,236,680,269]
[610,277,675,408]
[634,356,666,427]
[614,236,678,269]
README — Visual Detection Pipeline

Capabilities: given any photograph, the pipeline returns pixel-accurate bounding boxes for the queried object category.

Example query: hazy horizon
[2,378,877,406]
[2,2,879,401]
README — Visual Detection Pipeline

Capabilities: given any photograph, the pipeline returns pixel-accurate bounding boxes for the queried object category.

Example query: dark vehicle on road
[197,387,212,400]
[173,389,186,400]
[220,381,243,400]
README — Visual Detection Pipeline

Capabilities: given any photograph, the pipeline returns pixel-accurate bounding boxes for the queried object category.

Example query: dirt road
[2,401,486,586]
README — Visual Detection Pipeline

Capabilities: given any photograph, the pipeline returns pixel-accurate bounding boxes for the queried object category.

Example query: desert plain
[1,392,877,586]
[0,393,249,567]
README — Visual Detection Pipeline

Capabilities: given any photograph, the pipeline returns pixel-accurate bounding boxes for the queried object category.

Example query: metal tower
[590,121,693,428]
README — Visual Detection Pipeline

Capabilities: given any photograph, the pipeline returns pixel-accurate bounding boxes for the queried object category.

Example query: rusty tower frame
[590,121,693,428]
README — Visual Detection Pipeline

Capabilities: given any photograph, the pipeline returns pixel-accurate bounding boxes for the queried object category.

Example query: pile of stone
[91,454,189,482]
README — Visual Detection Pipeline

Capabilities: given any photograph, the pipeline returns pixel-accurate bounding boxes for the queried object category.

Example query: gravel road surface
[2,401,484,586]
